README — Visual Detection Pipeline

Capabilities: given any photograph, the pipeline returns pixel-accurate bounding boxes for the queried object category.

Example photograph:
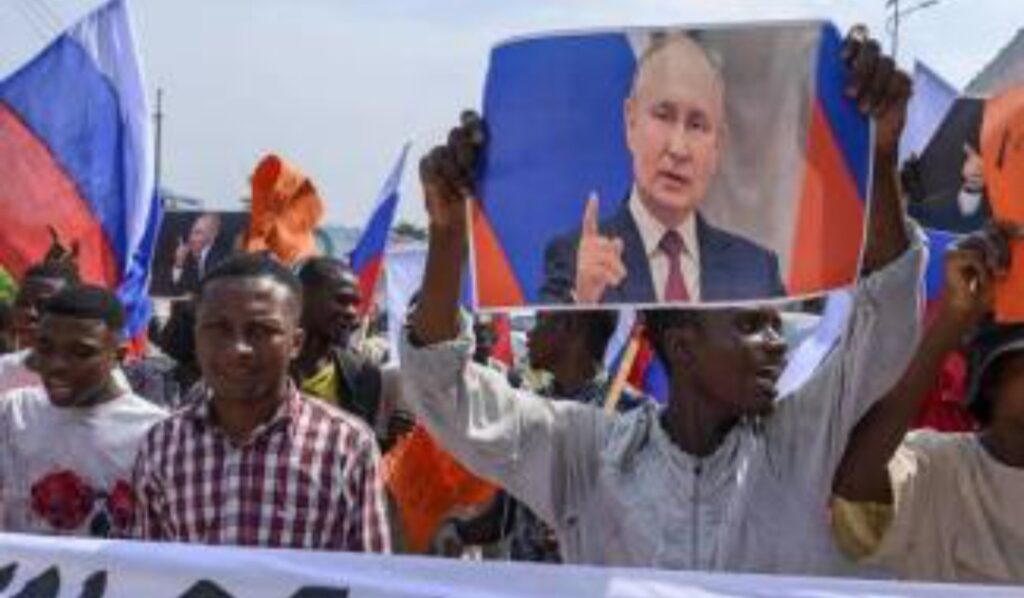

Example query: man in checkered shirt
[131,252,390,551]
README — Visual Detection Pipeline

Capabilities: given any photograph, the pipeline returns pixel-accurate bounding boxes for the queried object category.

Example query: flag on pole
[900,61,960,165]
[349,144,411,315]
[0,0,161,338]
[384,245,427,365]
[603,311,669,404]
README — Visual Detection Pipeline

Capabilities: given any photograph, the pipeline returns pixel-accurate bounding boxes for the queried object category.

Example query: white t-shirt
[0,386,166,537]
[0,350,41,395]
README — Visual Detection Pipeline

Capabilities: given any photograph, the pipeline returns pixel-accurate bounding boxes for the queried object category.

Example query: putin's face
[188,215,220,254]
[625,36,725,229]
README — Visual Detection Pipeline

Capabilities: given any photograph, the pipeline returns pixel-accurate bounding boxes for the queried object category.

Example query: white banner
[0,533,1019,598]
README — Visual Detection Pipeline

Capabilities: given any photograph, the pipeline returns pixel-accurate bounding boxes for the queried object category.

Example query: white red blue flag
[0,0,161,337]
[349,144,410,315]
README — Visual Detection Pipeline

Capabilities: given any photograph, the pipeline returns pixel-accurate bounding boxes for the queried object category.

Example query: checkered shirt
[131,384,390,552]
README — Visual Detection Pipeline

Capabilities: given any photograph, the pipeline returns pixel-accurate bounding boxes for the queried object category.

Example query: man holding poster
[406,28,921,575]
[542,32,785,304]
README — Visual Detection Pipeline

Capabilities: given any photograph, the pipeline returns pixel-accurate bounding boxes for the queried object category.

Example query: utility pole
[887,0,941,63]
[891,0,901,61]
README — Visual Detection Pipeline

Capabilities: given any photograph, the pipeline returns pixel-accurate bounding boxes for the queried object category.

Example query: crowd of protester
[0,29,1022,587]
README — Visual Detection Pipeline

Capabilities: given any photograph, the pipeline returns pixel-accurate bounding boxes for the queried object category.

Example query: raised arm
[834,226,1012,503]
[411,111,483,346]
[844,28,912,274]
[770,29,923,471]
[401,113,603,525]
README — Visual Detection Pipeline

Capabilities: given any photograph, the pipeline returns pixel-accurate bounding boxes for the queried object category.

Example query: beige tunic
[838,430,1024,584]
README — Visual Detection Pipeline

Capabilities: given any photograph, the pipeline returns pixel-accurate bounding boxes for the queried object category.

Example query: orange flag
[382,425,497,553]
[982,86,1024,322]
[245,154,325,264]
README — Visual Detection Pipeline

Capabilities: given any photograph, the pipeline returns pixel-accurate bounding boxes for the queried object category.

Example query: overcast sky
[0,0,1018,227]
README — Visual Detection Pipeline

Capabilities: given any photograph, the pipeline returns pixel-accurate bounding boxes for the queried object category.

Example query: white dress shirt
[627,190,701,301]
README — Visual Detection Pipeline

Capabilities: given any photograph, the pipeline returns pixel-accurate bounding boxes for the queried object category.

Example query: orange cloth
[245,154,324,264]
[382,425,496,553]
[982,86,1024,322]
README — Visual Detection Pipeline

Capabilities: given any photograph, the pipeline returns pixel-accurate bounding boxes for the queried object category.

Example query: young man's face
[33,314,120,407]
[527,311,565,372]
[625,37,725,228]
[301,269,360,348]
[663,308,787,417]
[12,276,70,350]
[990,352,1024,429]
[195,277,304,404]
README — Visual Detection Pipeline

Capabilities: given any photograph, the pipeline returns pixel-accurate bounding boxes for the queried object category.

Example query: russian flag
[0,0,161,338]
[349,144,410,316]
[603,311,669,404]
[787,23,871,295]
[900,61,959,166]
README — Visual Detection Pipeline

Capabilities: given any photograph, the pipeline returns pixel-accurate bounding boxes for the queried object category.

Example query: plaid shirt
[131,385,390,552]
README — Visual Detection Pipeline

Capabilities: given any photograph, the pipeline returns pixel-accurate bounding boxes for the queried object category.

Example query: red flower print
[106,480,136,532]
[30,469,96,531]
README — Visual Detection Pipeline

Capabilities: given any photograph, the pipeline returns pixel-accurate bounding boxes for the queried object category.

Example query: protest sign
[0,532,1021,598]
[470,22,872,310]
[149,210,249,297]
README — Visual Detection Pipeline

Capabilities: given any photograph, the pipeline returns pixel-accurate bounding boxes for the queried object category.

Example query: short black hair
[642,309,702,368]
[576,310,619,362]
[23,259,80,287]
[197,251,302,304]
[966,322,1024,426]
[296,256,355,291]
[42,285,124,331]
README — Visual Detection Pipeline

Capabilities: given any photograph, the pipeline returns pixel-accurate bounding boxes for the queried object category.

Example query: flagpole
[603,321,645,414]
[154,87,165,206]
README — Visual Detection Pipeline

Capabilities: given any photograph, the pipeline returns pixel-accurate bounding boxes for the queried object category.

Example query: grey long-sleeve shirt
[400,236,924,575]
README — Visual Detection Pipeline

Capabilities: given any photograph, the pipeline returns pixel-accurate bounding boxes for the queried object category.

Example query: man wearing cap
[832,224,1024,583]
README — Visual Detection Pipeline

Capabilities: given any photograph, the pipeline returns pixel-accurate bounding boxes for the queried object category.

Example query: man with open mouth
[404,29,923,575]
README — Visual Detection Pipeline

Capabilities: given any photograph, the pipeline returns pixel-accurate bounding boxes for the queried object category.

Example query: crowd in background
[0,28,1022,589]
